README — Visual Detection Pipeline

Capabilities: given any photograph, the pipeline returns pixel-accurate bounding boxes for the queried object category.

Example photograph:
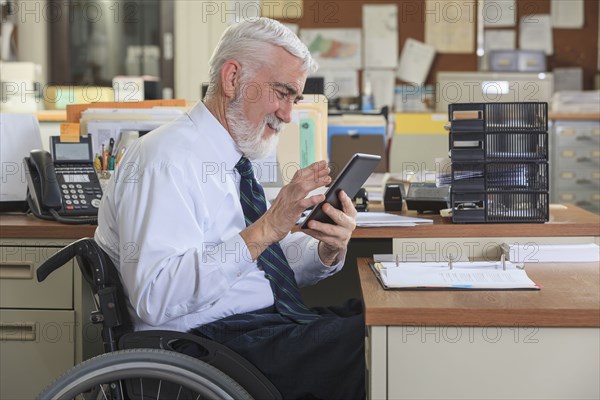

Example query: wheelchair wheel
[38,348,253,400]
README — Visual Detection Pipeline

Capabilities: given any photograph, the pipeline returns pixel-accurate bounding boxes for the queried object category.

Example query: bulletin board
[279,0,599,90]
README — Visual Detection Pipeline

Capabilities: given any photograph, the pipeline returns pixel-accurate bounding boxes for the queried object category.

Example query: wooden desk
[351,204,600,239]
[359,261,600,399]
[302,204,600,307]
[1,204,596,240]
[1,206,598,398]
[359,260,600,328]
[0,214,96,239]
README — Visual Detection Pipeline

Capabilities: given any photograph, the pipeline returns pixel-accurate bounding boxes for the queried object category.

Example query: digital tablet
[301,153,381,229]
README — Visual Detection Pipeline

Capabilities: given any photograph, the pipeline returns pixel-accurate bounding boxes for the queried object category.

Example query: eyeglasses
[268,82,303,105]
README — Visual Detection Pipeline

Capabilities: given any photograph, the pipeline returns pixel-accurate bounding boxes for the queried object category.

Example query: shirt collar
[187,101,242,172]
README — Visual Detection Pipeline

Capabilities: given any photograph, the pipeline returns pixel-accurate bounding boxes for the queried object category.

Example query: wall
[9,0,598,100]
[278,0,599,90]
[174,1,228,101]
[11,0,48,84]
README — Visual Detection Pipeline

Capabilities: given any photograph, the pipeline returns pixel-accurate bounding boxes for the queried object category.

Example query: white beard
[227,96,283,161]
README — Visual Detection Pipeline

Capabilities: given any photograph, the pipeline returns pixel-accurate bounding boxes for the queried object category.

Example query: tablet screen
[301,153,381,229]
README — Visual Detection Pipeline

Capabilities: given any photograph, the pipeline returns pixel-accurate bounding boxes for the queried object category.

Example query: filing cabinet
[551,119,600,214]
[0,239,102,399]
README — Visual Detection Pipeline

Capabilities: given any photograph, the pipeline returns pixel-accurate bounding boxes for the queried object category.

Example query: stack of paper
[356,212,432,227]
[502,243,600,263]
[371,260,539,290]
[81,107,186,156]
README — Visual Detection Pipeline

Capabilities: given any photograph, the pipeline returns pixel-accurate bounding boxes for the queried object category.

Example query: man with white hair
[95,17,365,399]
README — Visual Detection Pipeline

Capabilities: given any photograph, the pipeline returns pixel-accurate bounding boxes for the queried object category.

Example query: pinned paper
[314,69,359,98]
[363,69,396,109]
[551,0,584,28]
[60,123,81,142]
[396,39,436,85]
[300,28,362,69]
[362,4,398,68]
[425,0,475,53]
[482,0,516,27]
[520,15,553,55]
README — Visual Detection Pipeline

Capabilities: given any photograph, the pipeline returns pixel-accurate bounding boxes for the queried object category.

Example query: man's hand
[240,161,331,260]
[302,190,357,266]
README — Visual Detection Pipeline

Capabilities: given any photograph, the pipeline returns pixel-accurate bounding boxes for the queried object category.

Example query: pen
[101,145,108,172]
[115,147,126,168]
[94,153,101,172]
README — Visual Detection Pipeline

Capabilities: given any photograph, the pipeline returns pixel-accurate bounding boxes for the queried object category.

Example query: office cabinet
[385,326,599,400]
[0,246,73,309]
[551,119,600,214]
[0,239,102,399]
[0,310,74,399]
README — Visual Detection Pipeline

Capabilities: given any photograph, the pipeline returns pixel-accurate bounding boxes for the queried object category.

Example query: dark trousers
[185,298,365,400]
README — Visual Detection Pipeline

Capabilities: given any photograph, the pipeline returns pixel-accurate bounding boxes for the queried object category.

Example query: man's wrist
[318,241,339,267]
[240,217,282,260]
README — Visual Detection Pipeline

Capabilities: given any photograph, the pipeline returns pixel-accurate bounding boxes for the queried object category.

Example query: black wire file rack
[448,102,550,223]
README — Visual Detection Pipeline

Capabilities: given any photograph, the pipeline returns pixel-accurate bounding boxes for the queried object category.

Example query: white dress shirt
[95,101,344,332]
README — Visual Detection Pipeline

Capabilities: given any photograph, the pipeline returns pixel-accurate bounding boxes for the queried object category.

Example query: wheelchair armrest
[36,239,79,282]
[37,238,108,288]
[119,330,282,400]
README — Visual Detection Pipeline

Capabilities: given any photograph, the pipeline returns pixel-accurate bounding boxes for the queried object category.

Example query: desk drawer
[555,191,600,214]
[0,246,73,309]
[554,148,600,170]
[0,309,75,399]
[554,170,600,191]
[555,121,600,148]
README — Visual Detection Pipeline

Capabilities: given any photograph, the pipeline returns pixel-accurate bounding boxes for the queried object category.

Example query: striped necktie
[235,156,318,323]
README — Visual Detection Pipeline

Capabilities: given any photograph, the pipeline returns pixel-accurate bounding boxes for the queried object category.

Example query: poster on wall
[300,28,362,69]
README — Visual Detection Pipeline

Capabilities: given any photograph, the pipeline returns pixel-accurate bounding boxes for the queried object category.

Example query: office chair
[36,238,282,399]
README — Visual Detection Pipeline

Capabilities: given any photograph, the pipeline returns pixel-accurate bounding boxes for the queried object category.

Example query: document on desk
[356,212,433,227]
[370,260,540,290]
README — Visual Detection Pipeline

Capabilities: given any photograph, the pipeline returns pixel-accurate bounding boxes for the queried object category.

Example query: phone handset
[27,149,62,211]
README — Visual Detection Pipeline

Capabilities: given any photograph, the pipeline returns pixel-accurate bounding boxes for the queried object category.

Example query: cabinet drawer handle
[452,110,483,120]
[0,322,36,341]
[0,262,34,279]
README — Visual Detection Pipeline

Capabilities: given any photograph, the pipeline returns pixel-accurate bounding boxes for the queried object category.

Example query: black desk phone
[24,136,102,224]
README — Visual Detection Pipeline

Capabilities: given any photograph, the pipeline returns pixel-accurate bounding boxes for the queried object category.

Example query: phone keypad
[55,163,103,215]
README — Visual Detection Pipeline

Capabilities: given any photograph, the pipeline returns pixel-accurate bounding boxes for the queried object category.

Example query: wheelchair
[36,238,282,400]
